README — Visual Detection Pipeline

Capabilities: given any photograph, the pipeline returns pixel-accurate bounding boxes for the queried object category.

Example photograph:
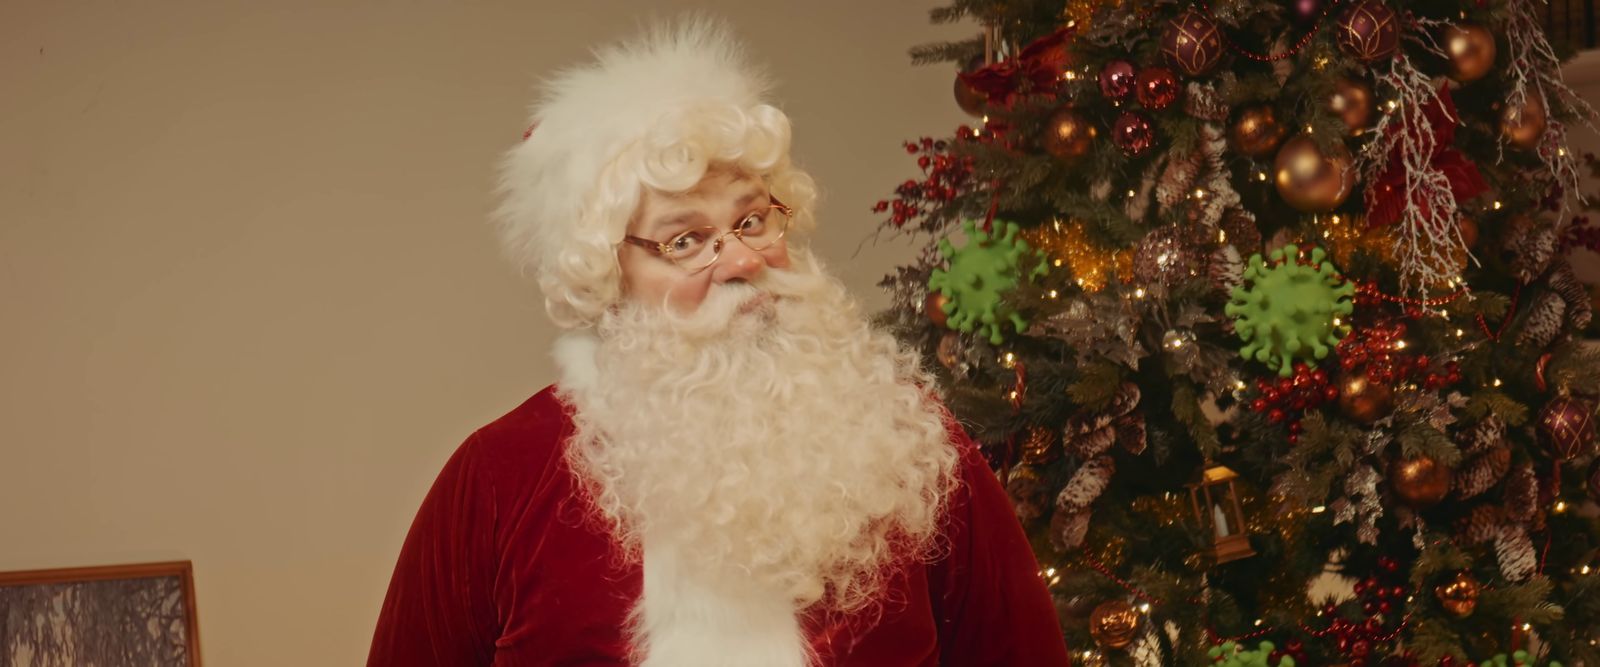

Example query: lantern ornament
[1189,464,1256,564]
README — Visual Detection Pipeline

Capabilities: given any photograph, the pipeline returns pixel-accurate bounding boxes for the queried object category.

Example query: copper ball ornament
[954,73,986,116]
[1113,111,1156,157]
[1161,9,1225,76]
[1458,216,1480,249]
[1434,571,1481,618]
[1538,395,1597,461]
[1337,0,1401,63]
[1327,76,1377,135]
[1021,426,1058,465]
[1088,599,1141,649]
[1501,94,1548,151]
[1042,108,1097,161]
[1389,455,1453,509]
[1444,23,1497,83]
[1100,60,1137,101]
[936,331,964,370]
[1338,368,1395,424]
[925,291,952,328]
[1135,67,1181,110]
[1230,105,1288,158]
[1274,135,1356,212]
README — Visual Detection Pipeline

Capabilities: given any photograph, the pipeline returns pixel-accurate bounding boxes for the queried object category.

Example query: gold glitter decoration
[1302,213,1395,268]
[1019,219,1132,292]
[1303,213,1471,286]
[1062,0,1120,33]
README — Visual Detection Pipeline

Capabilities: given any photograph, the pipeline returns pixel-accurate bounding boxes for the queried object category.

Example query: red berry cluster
[1336,321,1461,390]
[872,136,976,228]
[1560,214,1600,255]
[1248,362,1336,444]
[1308,557,1408,666]
[1267,638,1309,665]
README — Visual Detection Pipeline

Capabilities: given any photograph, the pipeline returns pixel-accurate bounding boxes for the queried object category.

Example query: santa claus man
[367,17,1068,667]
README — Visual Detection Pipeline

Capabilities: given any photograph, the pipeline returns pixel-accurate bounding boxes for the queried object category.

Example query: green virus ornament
[927,219,1048,345]
[1207,641,1296,667]
[1479,652,1562,667]
[1224,244,1354,378]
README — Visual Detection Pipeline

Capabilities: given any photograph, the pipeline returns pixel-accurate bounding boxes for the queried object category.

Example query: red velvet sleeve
[931,423,1071,666]
[368,433,501,666]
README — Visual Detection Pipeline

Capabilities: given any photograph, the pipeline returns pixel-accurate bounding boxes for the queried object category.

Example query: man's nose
[711,237,766,284]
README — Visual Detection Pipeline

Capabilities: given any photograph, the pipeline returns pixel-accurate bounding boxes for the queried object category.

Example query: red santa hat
[491,15,803,329]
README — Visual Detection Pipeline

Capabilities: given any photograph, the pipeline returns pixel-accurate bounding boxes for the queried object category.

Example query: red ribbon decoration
[957,25,1077,109]
[1366,85,1489,229]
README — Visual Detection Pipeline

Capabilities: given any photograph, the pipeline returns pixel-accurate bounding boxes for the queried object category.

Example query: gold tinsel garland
[1020,219,1133,293]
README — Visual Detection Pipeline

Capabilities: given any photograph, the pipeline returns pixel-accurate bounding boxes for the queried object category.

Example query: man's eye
[669,230,709,254]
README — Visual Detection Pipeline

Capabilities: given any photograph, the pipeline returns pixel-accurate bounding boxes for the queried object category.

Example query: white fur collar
[634,536,811,667]
[551,331,812,666]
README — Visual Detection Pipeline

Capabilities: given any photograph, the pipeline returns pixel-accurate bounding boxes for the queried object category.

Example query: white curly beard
[555,254,960,640]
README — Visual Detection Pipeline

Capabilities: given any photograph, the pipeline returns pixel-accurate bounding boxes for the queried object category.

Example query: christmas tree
[875,1,1600,664]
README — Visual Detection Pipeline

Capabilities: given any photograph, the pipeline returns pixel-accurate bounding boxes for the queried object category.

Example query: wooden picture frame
[0,560,202,666]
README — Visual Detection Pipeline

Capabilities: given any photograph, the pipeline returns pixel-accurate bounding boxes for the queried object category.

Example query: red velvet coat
[368,386,1069,666]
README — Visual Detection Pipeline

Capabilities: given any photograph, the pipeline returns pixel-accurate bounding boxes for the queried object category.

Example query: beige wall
[0,2,971,664]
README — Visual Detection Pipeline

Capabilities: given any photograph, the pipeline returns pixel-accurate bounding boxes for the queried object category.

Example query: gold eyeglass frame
[622,196,794,273]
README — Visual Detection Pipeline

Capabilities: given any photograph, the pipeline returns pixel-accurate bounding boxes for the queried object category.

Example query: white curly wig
[491,15,819,329]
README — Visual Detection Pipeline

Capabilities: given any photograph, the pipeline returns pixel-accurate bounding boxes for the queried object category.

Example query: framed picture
[0,560,202,666]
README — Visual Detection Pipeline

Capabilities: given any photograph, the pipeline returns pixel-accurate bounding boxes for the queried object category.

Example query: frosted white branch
[1503,0,1597,216]
[1360,54,1473,300]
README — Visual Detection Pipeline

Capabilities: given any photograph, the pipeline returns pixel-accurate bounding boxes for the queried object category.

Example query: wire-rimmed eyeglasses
[622,197,793,273]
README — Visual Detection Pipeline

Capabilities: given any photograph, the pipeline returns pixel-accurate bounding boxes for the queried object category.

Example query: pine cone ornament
[1007,466,1050,522]
[1550,259,1593,330]
[1505,215,1558,282]
[1516,291,1567,349]
[1494,524,1538,582]
[1458,504,1504,544]
[1502,464,1540,523]
[1156,150,1203,210]
[1052,508,1093,551]
[1455,445,1511,499]
[1057,456,1118,512]
[1065,383,1145,457]
[1455,417,1511,499]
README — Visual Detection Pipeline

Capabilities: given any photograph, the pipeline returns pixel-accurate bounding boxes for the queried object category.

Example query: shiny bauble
[1042,108,1097,161]
[1088,599,1141,649]
[1444,23,1497,83]
[1274,135,1356,212]
[1434,571,1481,618]
[925,291,952,329]
[1161,9,1225,76]
[1113,111,1156,157]
[1458,216,1480,249]
[954,73,986,116]
[1133,225,1200,287]
[1230,104,1287,158]
[1289,0,1328,29]
[1328,76,1376,135]
[1337,0,1401,63]
[1099,60,1137,101]
[1538,395,1597,461]
[1390,455,1453,508]
[1135,66,1181,110]
[1021,426,1058,465]
[1337,368,1395,424]
[1501,94,1548,151]
[936,331,964,370]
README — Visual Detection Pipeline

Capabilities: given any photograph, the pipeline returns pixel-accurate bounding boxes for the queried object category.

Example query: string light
[1494,200,1504,210]
[1554,500,1568,513]
[1311,505,1326,513]
[1493,378,1503,387]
